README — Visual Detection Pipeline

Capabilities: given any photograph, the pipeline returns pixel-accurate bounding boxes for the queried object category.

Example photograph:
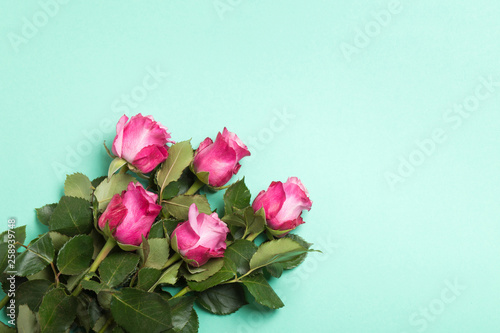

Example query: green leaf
[17,304,39,333]
[0,243,9,274]
[56,235,93,275]
[240,274,284,309]
[148,261,182,291]
[221,214,246,228]
[222,207,265,239]
[162,181,181,200]
[183,258,224,282]
[0,225,26,248]
[224,240,257,276]
[65,269,88,292]
[280,234,312,270]
[249,238,309,271]
[136,267,162,291]
[0,322,15,332]
[48,196,92,236]
[264,263,283,278]
[163,195,212,220]
[17,279,54,312]
[168,296,196,332]
[97,291,112,311]
[111,288,173,333]
[15,233,55,277]
[26,266,53,282]
[139,236,150,266]
[80,280,112,293]
[187,262,234,292]
[108,157,128,180]
[163,218,183,237]
[148,221,165,239]
[38,288,78,333]
[94,173,136,211]
[175,309,198,333]
[197,284,247,315]
[142,238,169,270]
[156,140,194,197]
[99,252,139,288]
[90,229,106,260]
[75,293,93,332]
[223,178,251,215]
[36,204,57,226]
[64,173,92,201]
[48,232,70,252]
[245,207,266,235]
[91,176,106,188]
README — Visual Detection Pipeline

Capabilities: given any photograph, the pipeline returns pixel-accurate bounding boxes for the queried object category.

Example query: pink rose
[252,177,312,237]
[112,114,174,173]
[193,128,250,187]
[98,182,162,246]
[172,204,229,267]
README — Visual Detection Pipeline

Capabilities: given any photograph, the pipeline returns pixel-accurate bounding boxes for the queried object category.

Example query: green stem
[129,271,138,287]
[98,316,114,333]
[245,231,262,242]
[0,295,9,310]
[185,178,205,196]
[72,238,117,297]
[172,286,190,299]
[162,253,181,270]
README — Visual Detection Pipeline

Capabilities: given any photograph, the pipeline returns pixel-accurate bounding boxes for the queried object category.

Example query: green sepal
[108,157,128,180]
[183,258,224,282]
[266,227,294,238]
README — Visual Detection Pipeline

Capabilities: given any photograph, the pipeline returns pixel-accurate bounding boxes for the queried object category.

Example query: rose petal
[120,114,172,162]
[221,128,251,161]
[172,220,201,252]
[252,181,286,221]
[196,137,213,154]
[273,180,312,223]
[132,144,169,173]
[98,194,127,231]
[184,245,225,267]
[193,132,237,187]
[112,115,129,157]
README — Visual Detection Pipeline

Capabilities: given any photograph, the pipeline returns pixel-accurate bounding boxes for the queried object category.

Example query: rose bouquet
[0,114,315,333]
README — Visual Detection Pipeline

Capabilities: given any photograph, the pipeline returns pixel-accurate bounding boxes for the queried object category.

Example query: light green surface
[2,1,500,332]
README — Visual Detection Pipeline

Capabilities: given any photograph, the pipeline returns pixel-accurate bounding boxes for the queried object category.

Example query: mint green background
[2,1,500,332]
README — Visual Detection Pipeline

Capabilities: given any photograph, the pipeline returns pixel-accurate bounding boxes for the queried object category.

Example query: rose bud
[112,114,174,173]
[252,177,312,237]
[193,128,250,187]
[171,204,229,267]
[98,182,162,246]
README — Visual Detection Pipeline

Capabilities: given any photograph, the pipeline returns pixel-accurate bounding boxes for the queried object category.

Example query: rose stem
[184,178,205,196]
[245,232,262,242]
[0,295,8,310]
[162,253,181,270]
[172,286,191,299]
[71,237,117,297]
[98,316,114,333]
